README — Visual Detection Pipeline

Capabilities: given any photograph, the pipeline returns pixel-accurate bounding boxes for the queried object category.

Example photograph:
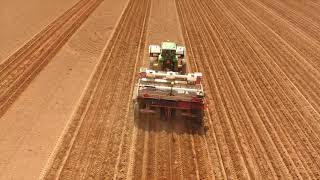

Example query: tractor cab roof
[161,41,177,50]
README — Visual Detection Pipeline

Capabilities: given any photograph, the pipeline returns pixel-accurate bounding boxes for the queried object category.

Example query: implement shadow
[134,109,207,136]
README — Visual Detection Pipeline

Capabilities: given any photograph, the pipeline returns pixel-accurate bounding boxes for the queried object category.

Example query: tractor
[133,41,204,123]
[149,41,187,74]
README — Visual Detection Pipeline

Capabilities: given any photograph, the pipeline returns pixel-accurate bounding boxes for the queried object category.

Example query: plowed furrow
[265,0,320,25]
[177,0,320,178]
[170,121,184,180]
[37,0,320,179]
[234,0,320,111]
[187,123,214,179]
[253,0,320,42]
[204,0,318,177]
[132,115,153,180]
[188,3,268,178]
[132,114,158,180]
[0,0,86,69]
[178,0,259,178]
[177,3,228,180]
[154,120,172,179]
[42,0,151,179]
[0,0,103,117]
[221,0,320,152]
[215,0,319,176]
[177,1,236,179]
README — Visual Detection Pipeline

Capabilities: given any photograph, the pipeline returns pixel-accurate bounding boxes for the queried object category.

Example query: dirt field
[0,0,79,62]
[1,0,320,179]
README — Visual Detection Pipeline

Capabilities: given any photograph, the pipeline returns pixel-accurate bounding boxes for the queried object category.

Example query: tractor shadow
[134,111,207,136]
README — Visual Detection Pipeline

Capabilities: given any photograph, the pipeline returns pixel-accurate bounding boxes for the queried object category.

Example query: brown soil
[0,0,78,62]
[0,0,128,179]
[1,0,320,179]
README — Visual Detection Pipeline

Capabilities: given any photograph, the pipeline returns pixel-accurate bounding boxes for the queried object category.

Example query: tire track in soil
[0,0,104,117]
[42,0,151,179]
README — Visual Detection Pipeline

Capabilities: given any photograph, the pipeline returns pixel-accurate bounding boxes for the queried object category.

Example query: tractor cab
[160,41,177,60]
[148,41,186,74]
[159,41,177,71]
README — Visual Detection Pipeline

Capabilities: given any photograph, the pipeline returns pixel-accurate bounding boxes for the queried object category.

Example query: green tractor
[133,40,205,123]
[149,41,187,74]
